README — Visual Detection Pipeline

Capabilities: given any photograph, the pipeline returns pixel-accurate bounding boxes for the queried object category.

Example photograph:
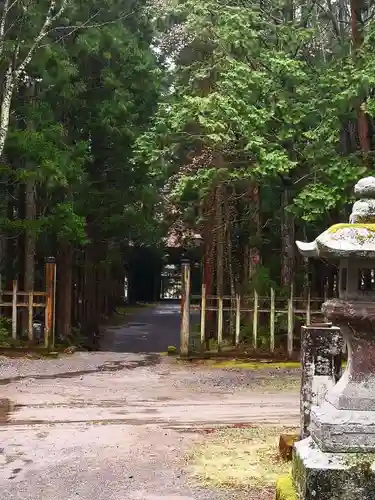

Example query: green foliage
[137,0,375,229]
[167,345,177,355]
[0,318,12,339]
[0,318,18,347]
[244,266,277,296]
[3,0,375,342]
[1,0,163,261]
[48,203,87,245]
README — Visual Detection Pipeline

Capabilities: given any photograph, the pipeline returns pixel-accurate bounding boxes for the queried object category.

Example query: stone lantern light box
[297,177,375,302]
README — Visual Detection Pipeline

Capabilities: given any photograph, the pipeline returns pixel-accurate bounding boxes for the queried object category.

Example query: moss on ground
[257,377,300,392]
[188,426,297,489]
[208,360,301,370]
[276,475,297,500]
[179,357,347,371]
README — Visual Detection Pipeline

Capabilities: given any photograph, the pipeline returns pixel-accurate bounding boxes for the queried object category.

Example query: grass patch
[207,360,301,370]
[276,475,298,500]
[181,357,347,371]
[254,376,300,392]
[189,426,296,489]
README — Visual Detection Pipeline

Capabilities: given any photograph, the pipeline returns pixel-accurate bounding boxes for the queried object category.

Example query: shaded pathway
[102,303,199,353]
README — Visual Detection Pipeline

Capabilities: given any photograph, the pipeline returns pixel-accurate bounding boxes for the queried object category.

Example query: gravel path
[0,304,299,500]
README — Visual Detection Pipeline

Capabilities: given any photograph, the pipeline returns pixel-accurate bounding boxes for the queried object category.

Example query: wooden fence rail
[0,258,57,348]
[186,284,326,356]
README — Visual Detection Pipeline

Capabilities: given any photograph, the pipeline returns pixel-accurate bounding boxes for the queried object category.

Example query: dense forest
[0,0,373,344]
[138,0,375,302]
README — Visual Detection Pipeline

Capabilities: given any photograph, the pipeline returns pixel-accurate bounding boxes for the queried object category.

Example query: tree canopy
[136,0,375,297]
[1,0,375,344]
[0,0,162,342]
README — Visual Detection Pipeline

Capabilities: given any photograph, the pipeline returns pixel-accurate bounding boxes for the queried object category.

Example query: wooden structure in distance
[0,258,57,348]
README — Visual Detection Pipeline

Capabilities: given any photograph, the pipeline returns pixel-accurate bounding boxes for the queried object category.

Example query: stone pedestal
[323,299,375,411]
[311,401,375,453]
[300,324,343,439]
[304,299,375,453]
[293,437,375,500]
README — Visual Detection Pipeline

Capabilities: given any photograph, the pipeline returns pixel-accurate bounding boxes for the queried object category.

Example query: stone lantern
[292,176,375,499]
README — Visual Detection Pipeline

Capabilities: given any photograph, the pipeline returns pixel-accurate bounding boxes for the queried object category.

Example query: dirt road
[0,305,299,499]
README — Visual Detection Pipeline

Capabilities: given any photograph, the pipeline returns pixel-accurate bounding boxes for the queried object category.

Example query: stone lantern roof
[296,176,375,259]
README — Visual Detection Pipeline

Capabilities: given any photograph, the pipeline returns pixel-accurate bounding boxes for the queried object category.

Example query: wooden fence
[0,258,57,348]
[180,268,327,356]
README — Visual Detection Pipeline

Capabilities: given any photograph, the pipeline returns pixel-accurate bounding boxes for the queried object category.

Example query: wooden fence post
[28,291,33,341]
[0,273,2,318]
[44,257,56,349]
[180,259,191,356]
[53,260,57,347]
[235,293,240,346]
[253,290,258,349]
[306,288,311,325]
[12,280,17,339]
[200,283,206,349]
[270,287,275,352]
[217,295,223,350]
[287,284,294,357]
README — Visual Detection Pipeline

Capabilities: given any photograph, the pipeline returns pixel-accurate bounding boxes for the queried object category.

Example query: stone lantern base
[310,401,375,453]
[292,437,375,500]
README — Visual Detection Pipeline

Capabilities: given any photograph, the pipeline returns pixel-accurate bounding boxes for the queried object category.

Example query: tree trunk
[224,188,236,343]
[215,184,224,299]
[0,153,8,290]
[202,192,214,347]
[246,183,261,285]
[350,0,371,153]
[5,186,16,287]
[82,242,100,348]
[215,184,225,344]
[56,242,73,341]
[21,82,37,337]
[0,64,15,157]
[244,183,261,332]
[280,187,295,289]
[22,179,36,337]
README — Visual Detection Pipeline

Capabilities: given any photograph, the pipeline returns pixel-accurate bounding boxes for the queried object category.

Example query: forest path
[101,302,199,353]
